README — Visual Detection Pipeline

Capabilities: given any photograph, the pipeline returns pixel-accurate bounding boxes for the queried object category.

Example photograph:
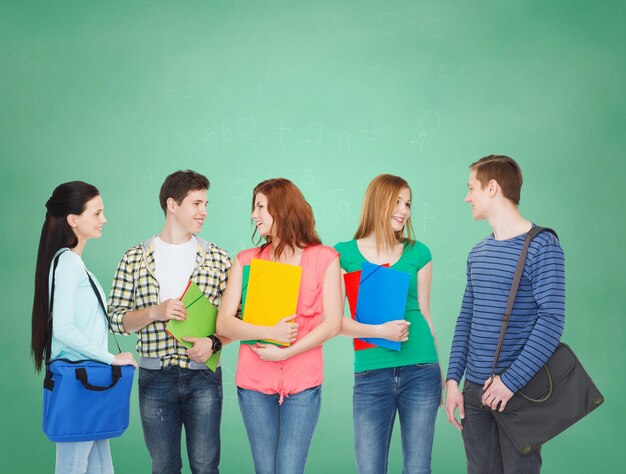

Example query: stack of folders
[344,262,410,351]
[241,258,302,347]
[166,281,221,371]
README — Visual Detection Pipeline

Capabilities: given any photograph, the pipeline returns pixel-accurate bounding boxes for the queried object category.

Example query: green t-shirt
[334,239,438,372]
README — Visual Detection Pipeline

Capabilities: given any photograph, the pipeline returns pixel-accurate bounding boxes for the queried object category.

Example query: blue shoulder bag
[42,251,135,442]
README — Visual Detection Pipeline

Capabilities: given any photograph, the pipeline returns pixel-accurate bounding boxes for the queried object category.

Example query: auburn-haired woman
[31,181,136,474]
[217,178,343,474]
[334,174,442,474]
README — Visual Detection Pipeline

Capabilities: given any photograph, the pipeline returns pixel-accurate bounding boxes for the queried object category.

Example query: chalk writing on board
[318,15,345,33]
[376,12,398,35]
[274,118,293,150]
[371,56,387,71]
[239,117,256,142]
[230,194,247,214]
[302,169,315,184]
[202,128,218,151]
[411,63,469,79]
[254,83,265,101]
[282,168,296,181]
[161,81,175,96]
[159,128,171,150]
[180,132,192,152]
[338,132,352,151]
[220,122,233,144]
[421,15,444,39]
[328,189,354,223]
[411,110,442,152]
[420,203,435,235]
[446,258,466,283]
[299,123,323,150]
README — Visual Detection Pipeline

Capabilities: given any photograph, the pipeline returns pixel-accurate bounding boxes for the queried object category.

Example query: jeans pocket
[138,368,156,388]
[354,370,370,378]
[415,362,440,368]
[198,368,222,385]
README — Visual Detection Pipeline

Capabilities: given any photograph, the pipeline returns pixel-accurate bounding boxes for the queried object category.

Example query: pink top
[235,244,338,403]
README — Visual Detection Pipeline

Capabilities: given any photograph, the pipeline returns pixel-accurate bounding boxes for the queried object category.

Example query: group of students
[31,154,565,474]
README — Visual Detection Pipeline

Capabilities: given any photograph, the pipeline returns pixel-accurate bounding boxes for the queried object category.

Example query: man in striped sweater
[445,155,565,473]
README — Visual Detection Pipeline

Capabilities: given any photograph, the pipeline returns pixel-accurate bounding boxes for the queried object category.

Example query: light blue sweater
[49,249,114,364]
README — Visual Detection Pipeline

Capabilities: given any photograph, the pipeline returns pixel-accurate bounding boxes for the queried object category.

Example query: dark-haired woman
[335,174,442,474]
[31,181,136,474]
[217,178,343,474]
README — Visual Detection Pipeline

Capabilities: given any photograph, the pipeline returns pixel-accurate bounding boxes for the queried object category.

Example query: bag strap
[490,226,558,377]
[85,271,122,354]
[45,250,122,372]
[75,365,122,391]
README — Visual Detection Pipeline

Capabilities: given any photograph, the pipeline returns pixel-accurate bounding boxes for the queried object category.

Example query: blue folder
[355,262,410,351]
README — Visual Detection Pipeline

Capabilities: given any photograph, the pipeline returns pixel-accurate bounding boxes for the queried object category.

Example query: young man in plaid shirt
[108,170,231,474]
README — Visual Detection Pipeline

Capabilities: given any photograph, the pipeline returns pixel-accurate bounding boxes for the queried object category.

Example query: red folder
[343,263,390,351]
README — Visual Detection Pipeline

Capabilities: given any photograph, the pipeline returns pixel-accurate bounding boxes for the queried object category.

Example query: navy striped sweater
[446,229,565,393]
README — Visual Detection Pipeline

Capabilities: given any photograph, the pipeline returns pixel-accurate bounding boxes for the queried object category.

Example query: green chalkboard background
[2,1,624,472]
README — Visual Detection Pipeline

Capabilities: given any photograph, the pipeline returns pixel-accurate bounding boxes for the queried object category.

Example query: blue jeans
[138,366,223,474]
[237,385,321,474]
[55,439,113,474]
[353,363,441,474]
[461,381,542,474]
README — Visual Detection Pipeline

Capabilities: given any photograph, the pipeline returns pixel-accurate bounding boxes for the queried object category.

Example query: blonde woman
[334,174,442,474]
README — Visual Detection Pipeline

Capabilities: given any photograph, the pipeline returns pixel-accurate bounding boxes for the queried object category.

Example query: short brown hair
[470,155,523,205]
[159,170,209,214]
[354,174,415,252]
[251,178,321,258]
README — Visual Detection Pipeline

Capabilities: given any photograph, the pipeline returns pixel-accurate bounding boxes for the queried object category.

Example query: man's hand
[150,299,186,322]
[376,320,410,342]
[445,380,465,431]
[481,375,514,412]
[183,337,213,364]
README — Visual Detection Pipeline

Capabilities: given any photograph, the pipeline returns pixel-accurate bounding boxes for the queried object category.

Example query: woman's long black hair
[31,181,100,372]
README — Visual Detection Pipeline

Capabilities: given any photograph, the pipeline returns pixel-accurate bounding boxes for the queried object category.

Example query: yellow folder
[242,258,302,346]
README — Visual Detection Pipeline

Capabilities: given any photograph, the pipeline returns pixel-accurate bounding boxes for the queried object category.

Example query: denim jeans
[237,385,321,474]
[353,363,441,474]
[55,439,113,474]
[138,366,223,474]
[461,380,542,474]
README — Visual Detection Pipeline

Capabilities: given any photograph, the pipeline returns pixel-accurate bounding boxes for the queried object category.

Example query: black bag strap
[75,365,122,391]
[85,271,122,354]
[45,250,122,372]
[490,226,559,377]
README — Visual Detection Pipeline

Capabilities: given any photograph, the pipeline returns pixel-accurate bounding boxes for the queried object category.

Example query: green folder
[166,281,221,372]
[241,265,256,345]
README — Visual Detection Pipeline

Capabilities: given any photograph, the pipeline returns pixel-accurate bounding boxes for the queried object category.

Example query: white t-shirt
[154,235,197,302]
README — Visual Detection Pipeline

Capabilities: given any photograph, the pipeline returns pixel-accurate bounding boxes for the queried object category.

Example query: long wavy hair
[31,181,100,372]
[251,178,321,259]
[353,174,415,252]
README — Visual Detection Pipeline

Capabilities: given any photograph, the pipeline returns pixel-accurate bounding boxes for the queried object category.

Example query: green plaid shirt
[108,235,231,368]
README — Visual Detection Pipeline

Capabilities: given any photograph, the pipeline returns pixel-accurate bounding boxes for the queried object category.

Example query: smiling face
[68,195,107,241]
[170,189,208,234]
[465,170,493,220]
[390,186,411,232]
[251,192,274,237]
